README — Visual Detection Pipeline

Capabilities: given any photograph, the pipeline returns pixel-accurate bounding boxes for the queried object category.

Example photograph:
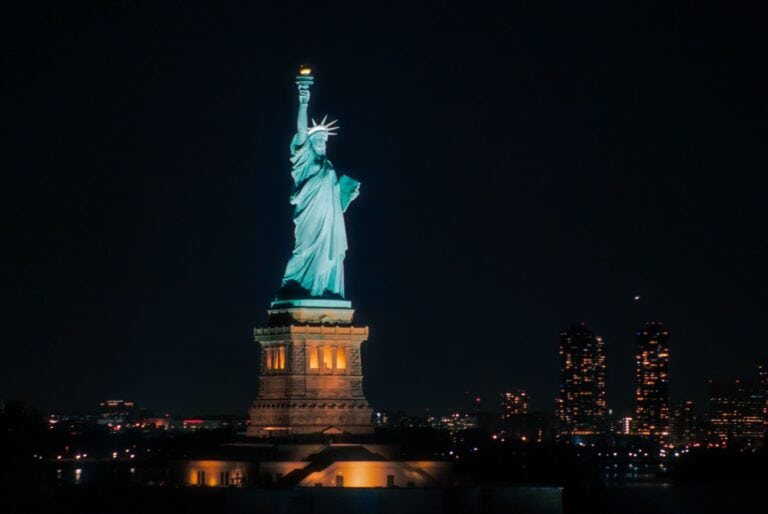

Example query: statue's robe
[281,134,359,298]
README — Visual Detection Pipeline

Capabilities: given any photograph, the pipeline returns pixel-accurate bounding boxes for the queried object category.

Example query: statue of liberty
[277,67,360,300]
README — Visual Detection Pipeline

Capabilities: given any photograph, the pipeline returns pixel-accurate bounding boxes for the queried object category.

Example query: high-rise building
[634,322,670,439]
[759,358,768,387]
[708,379,764,447]
[619,416,633,435]
[759,358,768,432]
[502,390,529,418]
[556,323,607,437]
[669,400,697,446]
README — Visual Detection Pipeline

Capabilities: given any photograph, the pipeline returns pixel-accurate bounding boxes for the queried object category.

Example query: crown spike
[321,115,328,125]
[311,118,317,126]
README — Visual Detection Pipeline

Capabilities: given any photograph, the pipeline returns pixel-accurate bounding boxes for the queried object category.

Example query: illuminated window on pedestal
[266,346,286,371]
[323,346,333,370]
[308,345,345,371]
[309,345,319,369]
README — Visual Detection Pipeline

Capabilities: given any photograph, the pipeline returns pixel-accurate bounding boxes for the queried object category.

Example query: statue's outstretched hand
[298,87,310,105]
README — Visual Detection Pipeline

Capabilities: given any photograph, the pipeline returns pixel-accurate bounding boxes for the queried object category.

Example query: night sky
[3,3,767,417]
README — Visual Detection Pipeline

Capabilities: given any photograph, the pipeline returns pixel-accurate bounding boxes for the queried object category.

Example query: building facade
[759,357,768,435]
[634,322,670,439]
[669,400,697,446]
[708,379,764,447]
[556,323,607,438]
[181,444,452,488]
[502,390,529,418]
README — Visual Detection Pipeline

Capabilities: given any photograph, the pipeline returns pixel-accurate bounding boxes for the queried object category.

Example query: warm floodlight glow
[299,66,312,76]
[309,345,319,369]
[335,347,346,369]
[323,346,332,369]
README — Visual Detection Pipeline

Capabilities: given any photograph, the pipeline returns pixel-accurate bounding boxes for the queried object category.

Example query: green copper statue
[278,67,360,300]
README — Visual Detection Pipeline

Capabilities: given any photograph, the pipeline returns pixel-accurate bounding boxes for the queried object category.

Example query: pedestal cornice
[255,325,369,339]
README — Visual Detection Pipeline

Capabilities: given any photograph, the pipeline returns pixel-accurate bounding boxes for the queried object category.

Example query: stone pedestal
[247,301,373,437]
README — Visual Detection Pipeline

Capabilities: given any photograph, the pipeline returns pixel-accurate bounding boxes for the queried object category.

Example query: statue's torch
[296,65,314,91]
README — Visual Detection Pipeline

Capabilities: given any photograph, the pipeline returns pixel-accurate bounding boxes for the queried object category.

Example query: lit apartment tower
[556,323,607,437]
[759,358,768,431]
[669,400,697,446]
[619,417,633,435]
[708,379,765,447]
[502,390,529,418]
[634,322,670,439]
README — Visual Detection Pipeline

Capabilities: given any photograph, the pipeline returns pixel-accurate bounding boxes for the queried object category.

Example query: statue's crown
[307,115,339,137]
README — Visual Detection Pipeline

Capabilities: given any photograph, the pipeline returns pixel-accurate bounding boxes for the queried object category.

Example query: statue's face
[309,132,327,156]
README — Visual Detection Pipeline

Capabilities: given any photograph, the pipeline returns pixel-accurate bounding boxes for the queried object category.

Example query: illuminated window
[309,345,319,369]
[323,346,333,370]
[335,347,346,370]
[231,471,245,487]
[265,346,286,371]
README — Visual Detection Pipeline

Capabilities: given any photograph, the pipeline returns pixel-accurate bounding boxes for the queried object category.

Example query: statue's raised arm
[277,67,359,301]
[295,84,310,146]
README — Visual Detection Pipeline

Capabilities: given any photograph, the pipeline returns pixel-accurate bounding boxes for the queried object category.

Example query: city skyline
[4,4,768,417]
[25,349,768,443]
[21,345,768,424]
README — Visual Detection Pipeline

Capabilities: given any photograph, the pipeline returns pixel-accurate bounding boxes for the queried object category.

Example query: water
[566,480,766,514]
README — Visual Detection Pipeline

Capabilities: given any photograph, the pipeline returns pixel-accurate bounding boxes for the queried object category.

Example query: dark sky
[3,2,767,417]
